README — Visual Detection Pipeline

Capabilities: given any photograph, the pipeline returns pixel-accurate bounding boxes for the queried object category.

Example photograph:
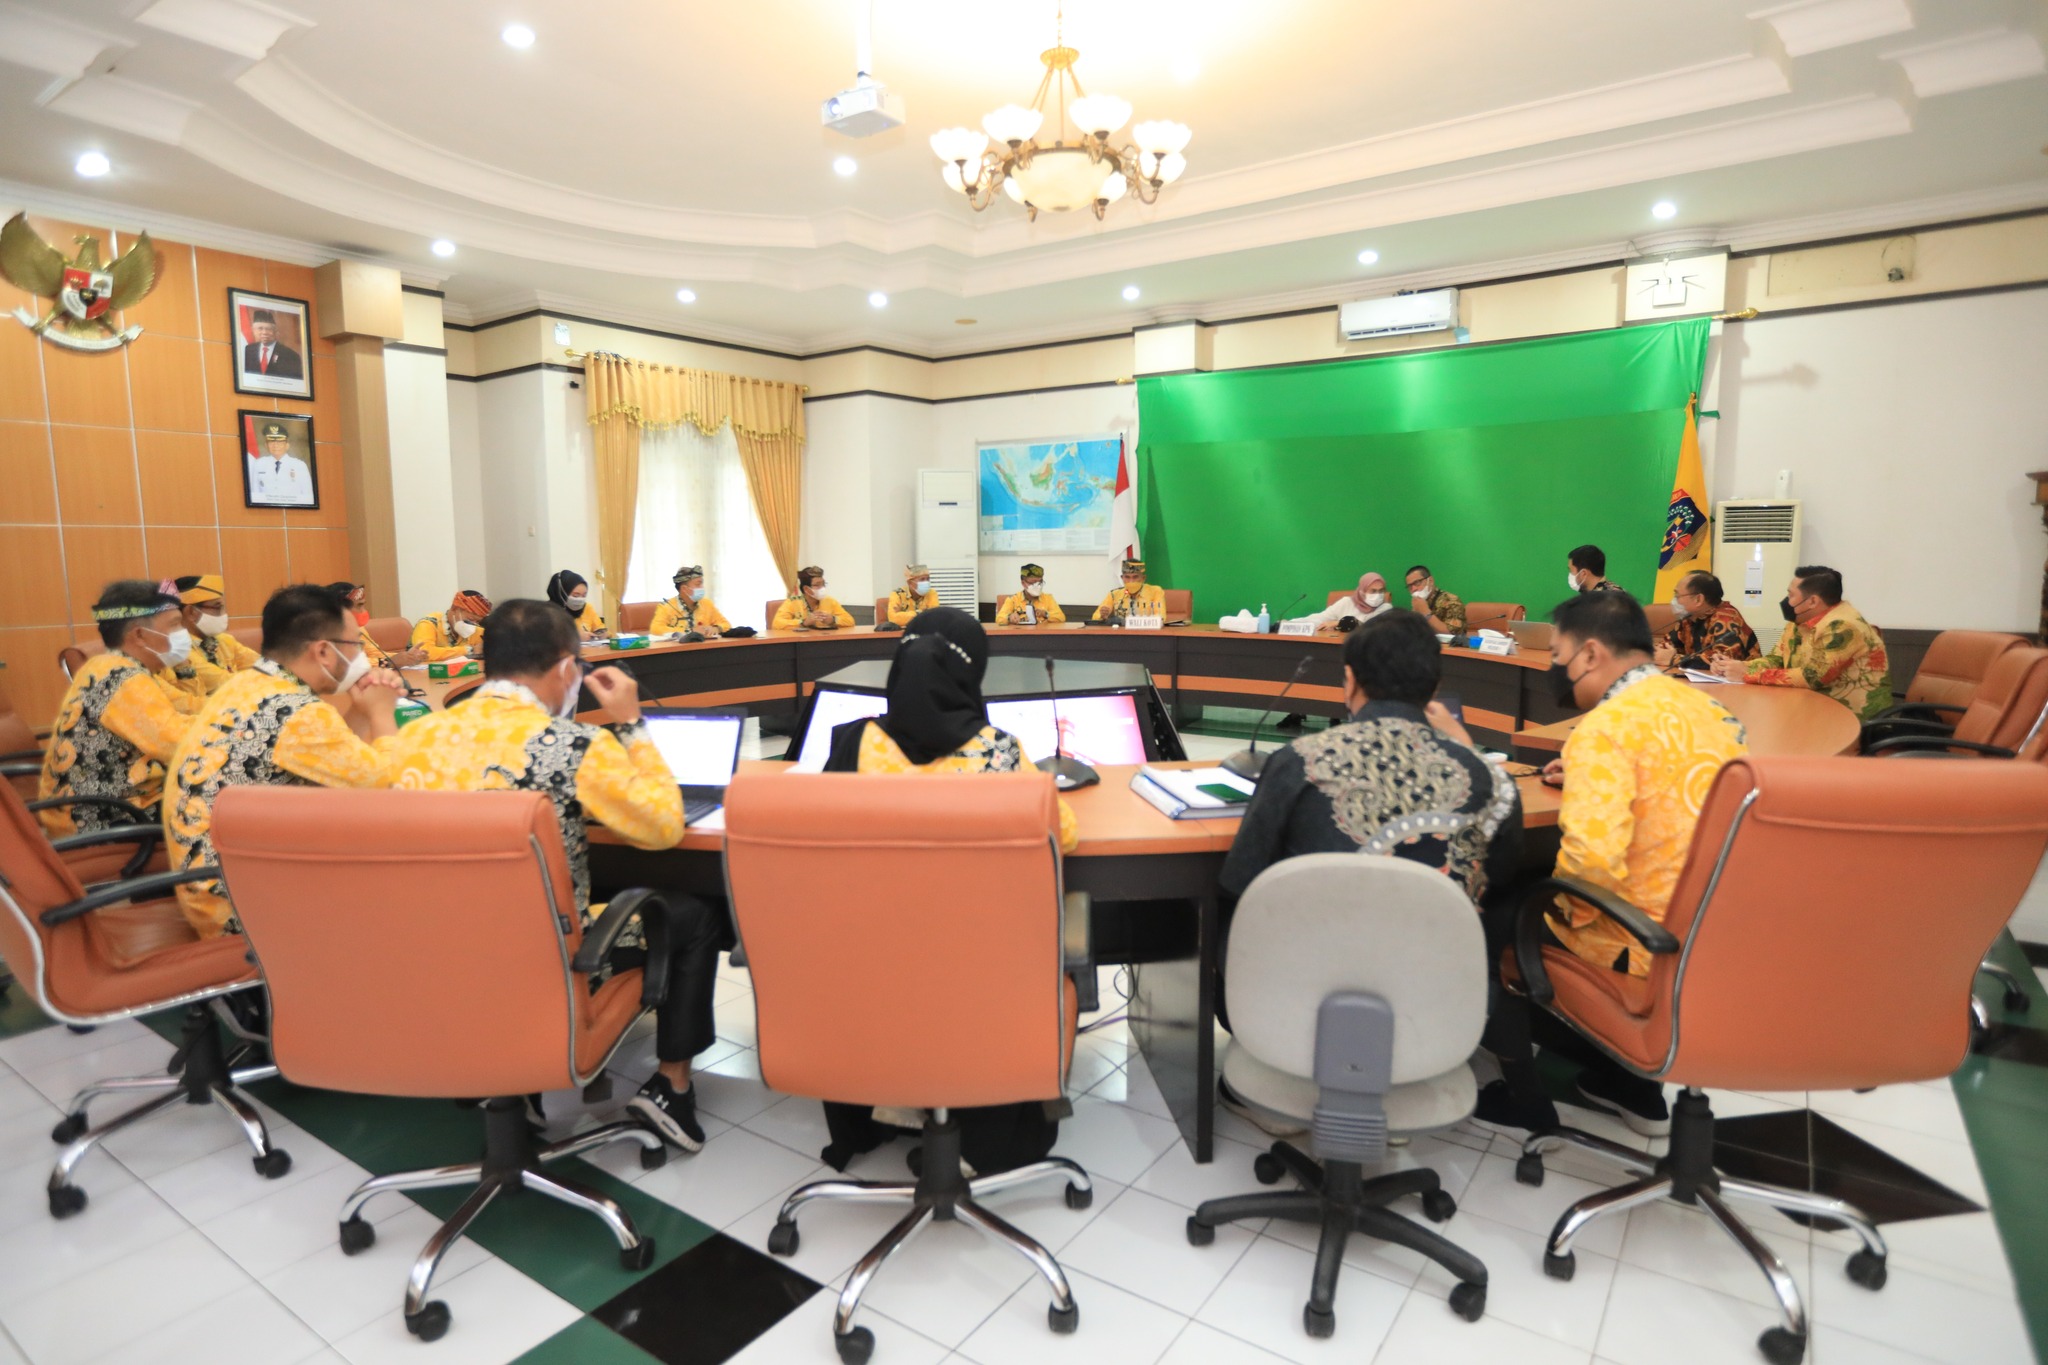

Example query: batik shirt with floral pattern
[1743,601,1893,720]
[1664,601,1759,662]
[1094,584,1166,621]
[37,652,195,837]
[1424,589,1468,633]
[165,660,400,936]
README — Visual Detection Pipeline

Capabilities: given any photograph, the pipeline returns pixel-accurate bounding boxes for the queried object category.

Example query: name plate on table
[1476,636,1516,656]
[1125,615,1164,631]
[1277,619,1316,637]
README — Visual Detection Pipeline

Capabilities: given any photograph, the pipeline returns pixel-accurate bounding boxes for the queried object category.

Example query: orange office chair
[0,671,43,801]
[724,770,1095,1364]
[1863,645,2048,756]
[1508,756,2048,1365]
[0,780,284,1218]
[209,786,669,1343]
[362,616,414,653]
[57,646,88,682]
[1463,601,1528,635]
[617,600,659,632]
[1876,628,2025,718]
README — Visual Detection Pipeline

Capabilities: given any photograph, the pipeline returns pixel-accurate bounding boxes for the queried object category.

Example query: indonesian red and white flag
[1108,433,1139,574]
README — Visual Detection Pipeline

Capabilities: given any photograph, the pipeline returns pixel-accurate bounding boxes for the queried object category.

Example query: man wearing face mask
[327,581,428,669]
[1505,590,1747,1135]
[1565,544,1622,595]
[1713,565,1892,719]
[388,600,720,1152]
[994,563,1065,625]
[772,566,855,631]
[650,566,730,638]
[1654,571,1757,669]
[37,580,201,838]
[1404,564,1467,635]
[174,574,260,676]
[163,585,406,937]
[884,562,942,627]
[411,591,492,662]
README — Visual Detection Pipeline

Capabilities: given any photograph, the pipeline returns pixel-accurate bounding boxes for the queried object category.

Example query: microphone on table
[1222,654,1315,782]
[1035,657,1101,790]
[1271,592,1307,633]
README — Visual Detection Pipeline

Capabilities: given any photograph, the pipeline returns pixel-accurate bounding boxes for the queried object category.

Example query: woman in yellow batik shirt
[547,569,607,639]
[411,590,492,662]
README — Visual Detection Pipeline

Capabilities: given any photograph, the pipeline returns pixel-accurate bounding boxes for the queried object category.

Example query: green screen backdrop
[1135,318,1709,623]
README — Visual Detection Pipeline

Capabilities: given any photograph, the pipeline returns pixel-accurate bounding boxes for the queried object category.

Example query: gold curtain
[582,353,807,613]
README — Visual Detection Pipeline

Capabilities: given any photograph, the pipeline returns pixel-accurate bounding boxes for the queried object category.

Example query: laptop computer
[1509,619,1554,652]
[640,710,746,823]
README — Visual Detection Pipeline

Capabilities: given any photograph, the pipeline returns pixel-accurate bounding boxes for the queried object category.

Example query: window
[625,423,787,630]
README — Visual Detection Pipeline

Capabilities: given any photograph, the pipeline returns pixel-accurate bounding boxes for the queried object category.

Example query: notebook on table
[639,710,746,823]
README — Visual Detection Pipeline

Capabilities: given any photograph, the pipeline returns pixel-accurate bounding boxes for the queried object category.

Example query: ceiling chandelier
[928,8,1190,221]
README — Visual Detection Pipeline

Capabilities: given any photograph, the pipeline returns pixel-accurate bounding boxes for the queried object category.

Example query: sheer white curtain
[625,422,788,630]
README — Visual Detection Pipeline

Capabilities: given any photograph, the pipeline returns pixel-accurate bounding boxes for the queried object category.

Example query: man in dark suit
[243,311,302,381]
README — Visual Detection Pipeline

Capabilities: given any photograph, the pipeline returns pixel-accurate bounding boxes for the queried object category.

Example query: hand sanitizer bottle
[1256,602,1271,634]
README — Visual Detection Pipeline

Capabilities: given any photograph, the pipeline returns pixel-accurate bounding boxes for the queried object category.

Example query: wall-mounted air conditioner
[1338,288,1458,340]
[1712,499,1803,646]
[916,468,977,612]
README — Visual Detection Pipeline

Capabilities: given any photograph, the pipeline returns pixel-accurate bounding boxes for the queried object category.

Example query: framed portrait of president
[228,288,314,400]
[239,410,319,509]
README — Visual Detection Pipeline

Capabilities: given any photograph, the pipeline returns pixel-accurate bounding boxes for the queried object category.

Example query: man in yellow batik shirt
[884,562,941,627]
[995,563,1065,626]
[772,566,855,631]
[175,574,259,678]
[39,580,201,837]
[388,599,726,1154]
[165,585,406,936]
[1714,565,1893,720]
[650,566,732,637]
[1094,559,1166,621]
[411,590,492,662]
[1537,590,1748,1136]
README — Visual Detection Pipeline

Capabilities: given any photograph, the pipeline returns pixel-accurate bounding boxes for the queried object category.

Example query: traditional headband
[672,565,703,582]
[1121,559,1146,573]
[177,573,226,604]
[905,563,929,576]
[451,591,491,617]
[1019,563,1044,579]
[93,585,178,623]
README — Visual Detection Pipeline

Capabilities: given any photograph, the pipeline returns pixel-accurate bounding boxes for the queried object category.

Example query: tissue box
[610,633,651,650]
[393,698,432,727]
[427,659,479,680]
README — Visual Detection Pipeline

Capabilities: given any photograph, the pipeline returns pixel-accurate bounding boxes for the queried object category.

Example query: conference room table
[416,626,1852,1164]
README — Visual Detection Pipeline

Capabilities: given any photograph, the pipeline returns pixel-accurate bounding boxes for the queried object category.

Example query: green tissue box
[427,659,480,680]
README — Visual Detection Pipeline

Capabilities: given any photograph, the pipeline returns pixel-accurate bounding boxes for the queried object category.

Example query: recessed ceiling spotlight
[955,318,977,325]
[430,238,456,258]
[676,287,697,304]
[868,291,889,309]
[502,23,535,47]
[833,156,858,177]
[1121,284,1141,301]
[1356,248,1379,266]
[74,151,110,178]
[1171,54,1201,82]
[1651,199,1678,220]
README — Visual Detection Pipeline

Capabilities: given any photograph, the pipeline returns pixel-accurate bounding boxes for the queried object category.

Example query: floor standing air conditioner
[916,468,978,613]
[1713,499,1803,648]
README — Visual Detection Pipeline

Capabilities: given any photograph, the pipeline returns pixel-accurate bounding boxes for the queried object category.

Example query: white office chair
[1187,853,1491,1338]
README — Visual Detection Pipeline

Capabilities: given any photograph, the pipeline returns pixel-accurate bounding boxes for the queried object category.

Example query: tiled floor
[0,952,2036,1365]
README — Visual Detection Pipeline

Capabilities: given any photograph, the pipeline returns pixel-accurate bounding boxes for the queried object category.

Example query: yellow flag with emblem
[1653,393,1710,601]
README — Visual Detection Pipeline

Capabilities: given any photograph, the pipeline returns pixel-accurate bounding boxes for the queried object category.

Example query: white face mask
[453,619,477,639]
[154,627,192,667]
[324,643,371,695]
[194,612,229,637]
[1363,592,1387,608]
[566,594,588,612]
[808,583,827,598]
[913,578,931,595]
[1567,571,1581,591]
[553,660,581,720]
[1670,597,1689,619]
[1024,583,1042,598]
[1411,581,1432,600]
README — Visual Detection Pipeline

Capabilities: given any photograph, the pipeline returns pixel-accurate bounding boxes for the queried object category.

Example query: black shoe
[1275,713,1307,733]
[522,1093,546,1130]
[1572,1068,1670,1137]
[628,1075,706,1152]
[1473,1080,1558,1134]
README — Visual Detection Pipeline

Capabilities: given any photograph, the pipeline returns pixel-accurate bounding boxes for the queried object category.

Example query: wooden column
[314,261,404,616]
[2029,471,2048,645]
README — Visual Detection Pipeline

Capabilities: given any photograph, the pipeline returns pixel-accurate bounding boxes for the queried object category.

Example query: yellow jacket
[410,613,480,663]
[995,591,1065,625]
[773,594,855,631]
[158,658,231,709]
[572,602,606,636]
[165,662,401,936]
[195,631,260,675]
[885,587,941,626]
[650,595,732,635]
[38,653,196,836]
[1094,584,1166,621]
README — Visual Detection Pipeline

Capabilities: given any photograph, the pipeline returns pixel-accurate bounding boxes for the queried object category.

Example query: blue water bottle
[1256,602,1271,634]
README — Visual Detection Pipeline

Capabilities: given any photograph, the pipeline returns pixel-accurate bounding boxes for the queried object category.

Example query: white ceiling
[0,0,2043,355]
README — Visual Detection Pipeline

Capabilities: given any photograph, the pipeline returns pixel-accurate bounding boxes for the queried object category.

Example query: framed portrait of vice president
[228,288,314,400]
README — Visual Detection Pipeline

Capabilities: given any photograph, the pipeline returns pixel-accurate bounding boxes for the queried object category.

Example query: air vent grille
[1720,504,1797,544]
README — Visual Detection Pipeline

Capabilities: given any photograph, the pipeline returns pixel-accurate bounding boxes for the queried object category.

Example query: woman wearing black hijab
[817,608,1077,1174]
[545,569,604,639]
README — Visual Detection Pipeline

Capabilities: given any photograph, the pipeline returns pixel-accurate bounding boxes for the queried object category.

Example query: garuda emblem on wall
[1,213,161,351]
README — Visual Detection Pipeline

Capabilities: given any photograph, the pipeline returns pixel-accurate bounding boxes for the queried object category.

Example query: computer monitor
[640,711,745,789]
[791,687,1149,771]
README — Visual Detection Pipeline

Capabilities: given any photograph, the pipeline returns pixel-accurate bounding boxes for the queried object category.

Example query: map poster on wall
[977,434,1122,553]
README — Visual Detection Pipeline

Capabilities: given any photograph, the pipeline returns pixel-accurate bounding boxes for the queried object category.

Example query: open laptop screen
[792,688,1148,771]
[640,712,745,788]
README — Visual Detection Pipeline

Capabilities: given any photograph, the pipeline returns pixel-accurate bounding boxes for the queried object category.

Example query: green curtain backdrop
[1135,319,1709,624]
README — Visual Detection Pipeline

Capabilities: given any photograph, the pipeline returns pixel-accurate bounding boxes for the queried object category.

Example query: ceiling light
[833,156,858,177]
[930,11,1189,222]
[429,239,456,258]
[1356,248,1379,266]
[1651,199,1678,220]
[73,151,110,178]
[675,287,697,304]
[1171,54,1201,83]
[1121,285,1141,301]
[501,23,535,48]
[955,318,977,325]
[868,291,888,309]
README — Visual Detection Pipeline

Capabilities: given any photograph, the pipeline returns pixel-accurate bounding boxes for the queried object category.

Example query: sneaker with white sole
[1571,1070,1671,1138]
[628,1074,705,1152]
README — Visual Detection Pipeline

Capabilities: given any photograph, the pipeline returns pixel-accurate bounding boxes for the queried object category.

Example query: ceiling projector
[821,81,905,137]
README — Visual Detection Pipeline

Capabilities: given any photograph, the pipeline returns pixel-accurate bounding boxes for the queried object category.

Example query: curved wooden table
[1512,682,1862,757]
